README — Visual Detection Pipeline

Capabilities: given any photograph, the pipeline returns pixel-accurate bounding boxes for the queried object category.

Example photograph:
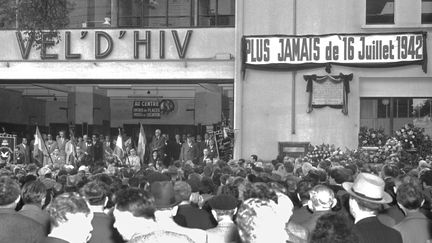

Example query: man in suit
[199,148,213,165]
[46,193,93,243]
[195,134,205,158]
[17,137,31,164]
[89,134,103,164]
[44,134,57,166]
[342,173,402,243]
[56,130,68,161]
[78,135,90,154]
[393,182,432,243]
[80,181,123,243]
[19,180,51,234]
[206,195,238,243]
[179,135,199,164]
[149,129,167,157]
[0,177,45,243]
[206,138,218,159]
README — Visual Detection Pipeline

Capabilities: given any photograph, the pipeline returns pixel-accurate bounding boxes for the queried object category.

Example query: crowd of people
[1,128,432,242]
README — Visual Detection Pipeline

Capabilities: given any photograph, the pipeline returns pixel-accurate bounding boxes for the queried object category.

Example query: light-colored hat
[78,165,89,172]
[342,173,392,204]
[38,167,52,176]
[419,160,431,168]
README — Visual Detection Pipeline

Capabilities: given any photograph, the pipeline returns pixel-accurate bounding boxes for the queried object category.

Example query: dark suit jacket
[206,145,218,159]
[353,216,402,243]
[44,237,69,243]
[0,208,45,243]
[179,142,199,163]
[393,211,432,243]
[88,141,103,163]
[196,141,205,157]
[290,206,313,225]
[56,138,68,155]
[174,204,217,230]
[88,212,124,243]
[18,143,31,164]
[149,136,166,155]
[19,204,51,235]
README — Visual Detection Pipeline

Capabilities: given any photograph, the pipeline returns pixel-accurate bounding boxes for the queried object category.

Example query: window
[0,0,235,29]
[377,98,391,118]
[375,98,432,118]
[361,97,432,136]
[366,0,394,24]
[422,0,432,23]
[198,0,235,26]
[0,0,16,29]
[412,98,432,118]
[69,0,111,28]
[118,0,235,28]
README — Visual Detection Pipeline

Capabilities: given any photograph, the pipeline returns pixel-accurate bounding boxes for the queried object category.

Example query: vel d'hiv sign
[241,32,427,75]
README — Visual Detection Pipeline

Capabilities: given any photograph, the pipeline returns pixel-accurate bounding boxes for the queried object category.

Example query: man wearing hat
[343,173,402,243]
[206,194,239,243]
[179,135,199,164]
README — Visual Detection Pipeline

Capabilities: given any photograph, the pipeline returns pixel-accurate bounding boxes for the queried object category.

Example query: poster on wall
[242,32,428,75]
[211,126,234,161]
[132,99,175,119]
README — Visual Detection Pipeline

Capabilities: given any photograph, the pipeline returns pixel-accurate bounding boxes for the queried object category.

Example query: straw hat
[342,173,392,204]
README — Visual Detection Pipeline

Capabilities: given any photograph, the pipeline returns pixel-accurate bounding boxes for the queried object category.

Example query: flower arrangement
[377,137,402,164]
[395,124,425,150]
[358,127,388,147]
[306,144,335,164]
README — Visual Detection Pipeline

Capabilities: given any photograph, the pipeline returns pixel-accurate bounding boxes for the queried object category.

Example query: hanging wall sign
[0,133,16,165]
[132,100,161,119]
[132,99,175,119]
[242,32,428,75]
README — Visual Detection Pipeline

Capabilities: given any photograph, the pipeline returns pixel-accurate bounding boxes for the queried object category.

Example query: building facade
[234,0,432,160]
[0,0,431,160]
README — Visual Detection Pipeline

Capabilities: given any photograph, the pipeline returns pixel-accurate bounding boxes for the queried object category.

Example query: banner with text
[242,32,427,73]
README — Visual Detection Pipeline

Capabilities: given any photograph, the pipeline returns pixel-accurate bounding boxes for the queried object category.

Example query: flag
[65,128,76,165]
[137,123,146,163]
[33,126,47,165]
[113,129,124,162]
[33,126,46,154]
[223,127,229,139]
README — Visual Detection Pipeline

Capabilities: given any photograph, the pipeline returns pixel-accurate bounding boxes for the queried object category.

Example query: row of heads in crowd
[20,129,216,145]
[2,154,431,242]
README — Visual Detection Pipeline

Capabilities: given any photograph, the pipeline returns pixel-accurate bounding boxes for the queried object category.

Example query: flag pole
[213,132,220,159]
